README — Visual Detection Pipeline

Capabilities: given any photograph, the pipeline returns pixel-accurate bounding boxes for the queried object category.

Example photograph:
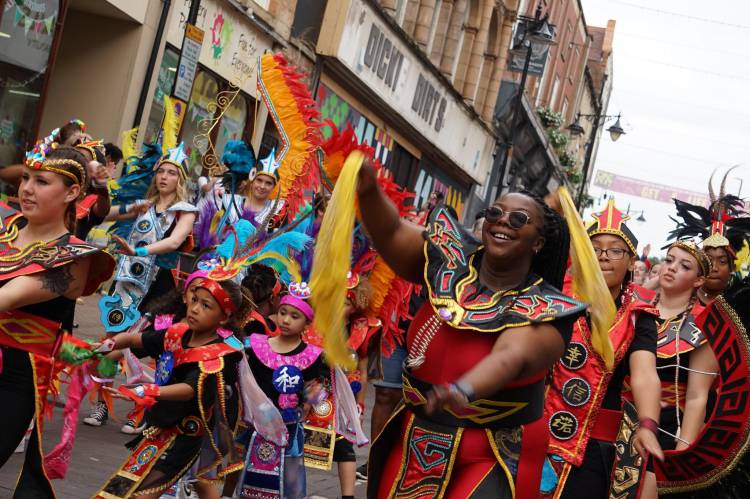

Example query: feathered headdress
[257,52,323,218]
[310,126,414,368]
[199,218,313,286]
[668,167,750,259]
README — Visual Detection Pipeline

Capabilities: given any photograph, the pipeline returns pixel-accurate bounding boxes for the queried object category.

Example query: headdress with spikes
[668,166,750,259]
[251,148,281,182]
[156,142,189,178]
[586,199,639,255]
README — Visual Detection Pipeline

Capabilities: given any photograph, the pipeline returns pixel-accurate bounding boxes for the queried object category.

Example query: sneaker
[356,462,368,481]
[83,401,108,426]
[120,418,145,434]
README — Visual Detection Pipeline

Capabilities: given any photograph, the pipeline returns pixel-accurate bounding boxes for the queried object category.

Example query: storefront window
[143,47,180,145]
[258,118,279,161]
[0,0,60,165]
[214,93,248,159]
[180,70,219,178]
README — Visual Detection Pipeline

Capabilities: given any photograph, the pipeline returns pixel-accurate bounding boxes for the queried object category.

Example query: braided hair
[520,190,571,290]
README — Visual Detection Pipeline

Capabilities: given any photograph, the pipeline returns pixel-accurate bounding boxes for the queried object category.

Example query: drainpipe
[132,0,172,127]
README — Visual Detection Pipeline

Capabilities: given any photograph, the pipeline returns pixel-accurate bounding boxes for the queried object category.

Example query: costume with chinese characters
[368,207,587,499]
[0,202,114,498]
[239,333,325,498]
[542,201,659,498]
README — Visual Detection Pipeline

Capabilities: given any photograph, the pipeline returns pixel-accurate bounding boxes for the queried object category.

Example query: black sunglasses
[484,206,532,229]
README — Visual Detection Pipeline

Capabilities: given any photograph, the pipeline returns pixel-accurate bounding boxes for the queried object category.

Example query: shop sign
[173,24,204,102]
[324,0,494,183]
[167,0,273,97]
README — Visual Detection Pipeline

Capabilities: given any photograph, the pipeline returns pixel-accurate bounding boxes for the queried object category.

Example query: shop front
[314,0,493,219]
[0,0,65,166]
[144,0,275,179]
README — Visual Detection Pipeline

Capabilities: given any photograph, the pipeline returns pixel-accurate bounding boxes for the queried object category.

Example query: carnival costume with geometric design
[645,171,750,497]
[367,206,587,499]
[0,202,114,498]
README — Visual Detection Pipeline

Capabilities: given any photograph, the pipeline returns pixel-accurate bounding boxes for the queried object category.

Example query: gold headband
[35,159,86,186]
[155,159,188,179]
[669,241,711,276]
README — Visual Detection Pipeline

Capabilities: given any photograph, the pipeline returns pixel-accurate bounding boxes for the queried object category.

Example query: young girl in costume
[652,242,715,453]
[0,146,114,498]
[232,282,326,499]
[87,143,198,429]
[93,277,247,498]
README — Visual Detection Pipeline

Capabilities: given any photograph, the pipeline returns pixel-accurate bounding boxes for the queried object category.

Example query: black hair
[104,143,123,164]
[219,279,251,334]
[433,191,445,201]
[143,288,187,319]
[241,264,280,305]
[521,190,570,290]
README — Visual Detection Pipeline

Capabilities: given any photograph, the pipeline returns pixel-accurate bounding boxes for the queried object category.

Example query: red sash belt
[590,408,623,442]
[0,309,62,357]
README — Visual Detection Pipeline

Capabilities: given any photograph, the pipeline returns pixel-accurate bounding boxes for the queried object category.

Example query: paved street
[0,298,369,498]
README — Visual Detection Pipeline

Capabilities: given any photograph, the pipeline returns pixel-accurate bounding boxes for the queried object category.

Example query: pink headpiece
[183,270,208,292]
[280,282,314,321]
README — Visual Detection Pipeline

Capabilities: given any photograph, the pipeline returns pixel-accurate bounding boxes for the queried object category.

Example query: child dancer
[233,282,326,499]
[92,277,246,498]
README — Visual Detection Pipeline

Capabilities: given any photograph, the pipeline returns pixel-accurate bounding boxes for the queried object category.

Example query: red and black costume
[0,203,114,497]
[543,200,659,498]
[368,207,586,498]
[94,322,243,497]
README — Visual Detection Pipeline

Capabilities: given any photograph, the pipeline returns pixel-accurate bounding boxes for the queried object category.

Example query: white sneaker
[83,401,108,426]
[120,418,146,434]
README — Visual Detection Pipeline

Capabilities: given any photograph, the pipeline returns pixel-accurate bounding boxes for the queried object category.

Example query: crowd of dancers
[0,52,749,499]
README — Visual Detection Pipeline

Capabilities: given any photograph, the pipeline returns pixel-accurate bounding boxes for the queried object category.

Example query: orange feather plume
[257,53,323,218]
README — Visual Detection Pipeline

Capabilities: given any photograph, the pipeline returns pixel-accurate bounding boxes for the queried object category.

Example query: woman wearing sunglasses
[356,159,586,498]
[543,200,662,499]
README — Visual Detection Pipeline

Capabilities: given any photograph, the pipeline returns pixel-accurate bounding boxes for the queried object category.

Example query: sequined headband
[669,241,711,276]
[75,141,104,163]
[197,279,237,316]
[32,159,86,186]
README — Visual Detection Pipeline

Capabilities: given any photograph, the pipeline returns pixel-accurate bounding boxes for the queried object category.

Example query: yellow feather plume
[558,187,616,369]
[162,95,179,153]
[120,127,138,165]
[310,150,365,370]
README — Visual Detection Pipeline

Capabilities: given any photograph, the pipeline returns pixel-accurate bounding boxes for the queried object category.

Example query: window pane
[143,47,180,144]
[0,0,59,165]
[214,94,248,159]
[180,71,219,178]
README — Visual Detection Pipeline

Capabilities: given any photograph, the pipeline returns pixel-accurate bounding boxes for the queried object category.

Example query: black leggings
[0,347,55,498]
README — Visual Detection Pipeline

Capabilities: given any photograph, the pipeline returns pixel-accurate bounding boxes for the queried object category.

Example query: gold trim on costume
[485,428,516,499]
[36,158,86,186]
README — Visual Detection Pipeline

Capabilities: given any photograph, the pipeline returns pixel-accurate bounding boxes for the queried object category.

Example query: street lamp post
[498,6,555,194]
[568,112,625,209]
